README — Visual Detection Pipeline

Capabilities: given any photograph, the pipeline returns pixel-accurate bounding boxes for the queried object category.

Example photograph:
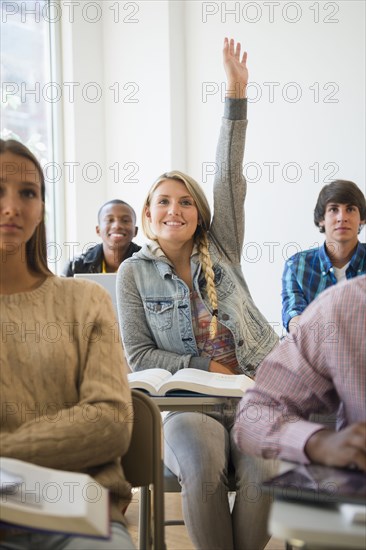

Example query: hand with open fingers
[305,422,366,471]
[223,37,248,98]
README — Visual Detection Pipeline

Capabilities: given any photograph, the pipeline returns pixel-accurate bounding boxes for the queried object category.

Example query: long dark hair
[0,139,52,276]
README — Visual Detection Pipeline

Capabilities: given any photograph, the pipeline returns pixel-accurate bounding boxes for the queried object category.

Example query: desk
[151,395,237,412]
[269,499,366,549]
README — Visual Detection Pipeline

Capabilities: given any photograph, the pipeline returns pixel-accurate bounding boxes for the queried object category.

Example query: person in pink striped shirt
[233,275,366,471]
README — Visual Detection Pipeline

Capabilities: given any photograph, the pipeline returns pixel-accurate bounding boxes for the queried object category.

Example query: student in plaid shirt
[282,180,365,332]
[234,275,366,472]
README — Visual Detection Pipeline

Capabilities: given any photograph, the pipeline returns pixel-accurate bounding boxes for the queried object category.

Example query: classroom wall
[60,0,365,334]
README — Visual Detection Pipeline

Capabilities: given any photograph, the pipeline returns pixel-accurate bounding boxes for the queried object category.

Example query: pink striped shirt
[233,275,366,464]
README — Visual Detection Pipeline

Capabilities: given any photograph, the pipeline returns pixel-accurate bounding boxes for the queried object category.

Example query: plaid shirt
[233,275,366,464]
[281,241,366,330]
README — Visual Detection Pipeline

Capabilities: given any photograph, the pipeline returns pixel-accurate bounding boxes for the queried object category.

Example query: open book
[0,457,109,538]
[128,368,254,397]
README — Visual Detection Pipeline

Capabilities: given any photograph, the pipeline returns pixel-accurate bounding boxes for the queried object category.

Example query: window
[1,0,63,270]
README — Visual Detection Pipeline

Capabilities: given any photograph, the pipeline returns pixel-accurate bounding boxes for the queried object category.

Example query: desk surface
[269,499,366,549]
[151,395,238,412]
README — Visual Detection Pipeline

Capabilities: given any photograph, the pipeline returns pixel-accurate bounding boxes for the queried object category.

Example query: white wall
[61,3,106,253]
[60,0,365,334]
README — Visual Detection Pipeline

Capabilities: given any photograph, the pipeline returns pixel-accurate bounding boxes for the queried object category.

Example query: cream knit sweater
[0,276,132,523]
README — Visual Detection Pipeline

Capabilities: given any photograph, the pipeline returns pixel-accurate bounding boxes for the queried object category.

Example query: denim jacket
[117,99,278,378]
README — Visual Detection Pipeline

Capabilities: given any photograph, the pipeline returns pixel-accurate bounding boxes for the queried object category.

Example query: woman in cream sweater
[0,139,135,549]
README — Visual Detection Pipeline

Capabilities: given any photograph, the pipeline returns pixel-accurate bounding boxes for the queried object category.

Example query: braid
[198,233,218,338]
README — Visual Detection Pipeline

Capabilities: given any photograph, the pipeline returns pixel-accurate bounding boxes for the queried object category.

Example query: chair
[163,466,184,527]
[122,390,165,550]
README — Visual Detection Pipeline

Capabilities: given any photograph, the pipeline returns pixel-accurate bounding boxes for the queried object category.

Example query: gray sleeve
[224,97,247,120]
[210,99,248,263]
[189,356,211,371]
[117,262,210,373]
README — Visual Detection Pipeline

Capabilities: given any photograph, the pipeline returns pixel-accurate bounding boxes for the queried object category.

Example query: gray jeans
[0,522,135,550]
[164,407,279,550]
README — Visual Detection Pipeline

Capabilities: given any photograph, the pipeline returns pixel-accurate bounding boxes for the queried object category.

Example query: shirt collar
[147,240,200,280]
[83,243,103,264]
[319,242,333,275]
[348,241,366,274]
[320,241,365,275]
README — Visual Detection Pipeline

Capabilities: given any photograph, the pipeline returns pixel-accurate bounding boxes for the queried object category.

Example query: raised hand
[223,37,248,99]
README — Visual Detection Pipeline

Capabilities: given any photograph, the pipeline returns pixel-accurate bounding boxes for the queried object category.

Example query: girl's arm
[211,38,249,263]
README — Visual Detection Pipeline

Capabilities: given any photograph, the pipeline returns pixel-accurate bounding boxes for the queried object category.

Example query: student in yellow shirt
[63,199,141,275]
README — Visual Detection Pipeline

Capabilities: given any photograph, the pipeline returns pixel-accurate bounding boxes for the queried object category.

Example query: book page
[161,368,254,397]
[128,368,172,395]
[0,457,109,537]
[0,468,24,492]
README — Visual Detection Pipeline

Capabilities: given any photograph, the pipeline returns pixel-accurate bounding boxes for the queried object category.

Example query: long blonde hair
[142,171,219,337]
